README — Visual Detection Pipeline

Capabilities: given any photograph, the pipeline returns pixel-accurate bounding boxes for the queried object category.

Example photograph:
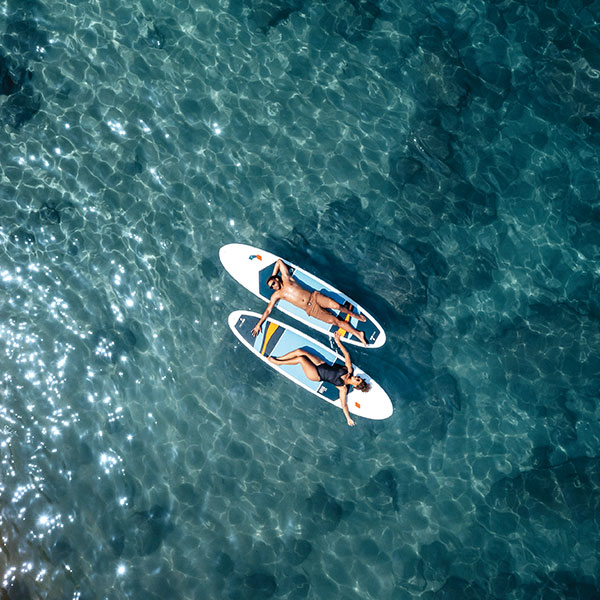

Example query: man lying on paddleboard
[267,332,370,426]
[251,259,368,346]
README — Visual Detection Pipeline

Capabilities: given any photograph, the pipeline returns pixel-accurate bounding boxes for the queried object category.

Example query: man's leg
[320,312,367,347]
[316,292,366,322]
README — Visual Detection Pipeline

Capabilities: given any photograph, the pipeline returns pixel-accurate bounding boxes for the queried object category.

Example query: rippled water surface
[1,0,599,598]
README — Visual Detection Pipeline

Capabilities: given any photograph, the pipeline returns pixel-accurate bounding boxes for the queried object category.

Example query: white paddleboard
[219,243,386,348]
[228,311,393,420]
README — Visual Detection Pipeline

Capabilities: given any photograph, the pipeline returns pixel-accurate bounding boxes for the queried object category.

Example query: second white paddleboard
[228,310,393,420]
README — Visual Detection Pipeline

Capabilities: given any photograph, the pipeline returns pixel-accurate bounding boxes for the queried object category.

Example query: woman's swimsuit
[316,363,348,387]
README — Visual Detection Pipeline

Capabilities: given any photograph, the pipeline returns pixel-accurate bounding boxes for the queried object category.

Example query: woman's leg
[267,349,323,381]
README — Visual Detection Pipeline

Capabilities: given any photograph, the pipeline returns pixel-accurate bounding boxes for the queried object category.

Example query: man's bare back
[251,259,368,346]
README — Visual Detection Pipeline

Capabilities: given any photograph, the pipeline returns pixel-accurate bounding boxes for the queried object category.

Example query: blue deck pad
[316,381,341,402]
[234,313,346,399]
[257,260,379,345]
[235,313,262,347]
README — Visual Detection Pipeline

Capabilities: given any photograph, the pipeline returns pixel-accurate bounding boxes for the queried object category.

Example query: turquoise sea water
[1,0,599,598]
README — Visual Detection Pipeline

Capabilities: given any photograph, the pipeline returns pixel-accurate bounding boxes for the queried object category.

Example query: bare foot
[355,313,367,322]
[267,356,280,365]
[358,331,368,347]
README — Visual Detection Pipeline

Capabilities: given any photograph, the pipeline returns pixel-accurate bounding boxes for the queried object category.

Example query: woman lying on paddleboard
[267,332,370,426]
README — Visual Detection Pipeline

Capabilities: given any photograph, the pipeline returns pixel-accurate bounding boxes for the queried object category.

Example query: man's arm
[251,293,280,336]
[272,259,293,283]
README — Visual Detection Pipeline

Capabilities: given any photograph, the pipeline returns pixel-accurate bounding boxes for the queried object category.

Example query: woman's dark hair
[267,275,282,287]
[354,377,371,393]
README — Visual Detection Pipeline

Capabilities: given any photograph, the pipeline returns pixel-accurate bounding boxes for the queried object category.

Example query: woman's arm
[338,386,355,427]
[334,332,354,373]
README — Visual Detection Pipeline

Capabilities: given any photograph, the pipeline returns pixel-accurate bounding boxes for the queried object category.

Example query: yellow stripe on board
[336,304,354,337]
[260,322,280,355]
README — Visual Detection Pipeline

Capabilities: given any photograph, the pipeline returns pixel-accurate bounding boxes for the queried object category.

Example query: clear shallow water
[0,0,599,598]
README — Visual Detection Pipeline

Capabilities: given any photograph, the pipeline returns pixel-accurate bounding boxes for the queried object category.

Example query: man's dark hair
[267,275,282,287]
